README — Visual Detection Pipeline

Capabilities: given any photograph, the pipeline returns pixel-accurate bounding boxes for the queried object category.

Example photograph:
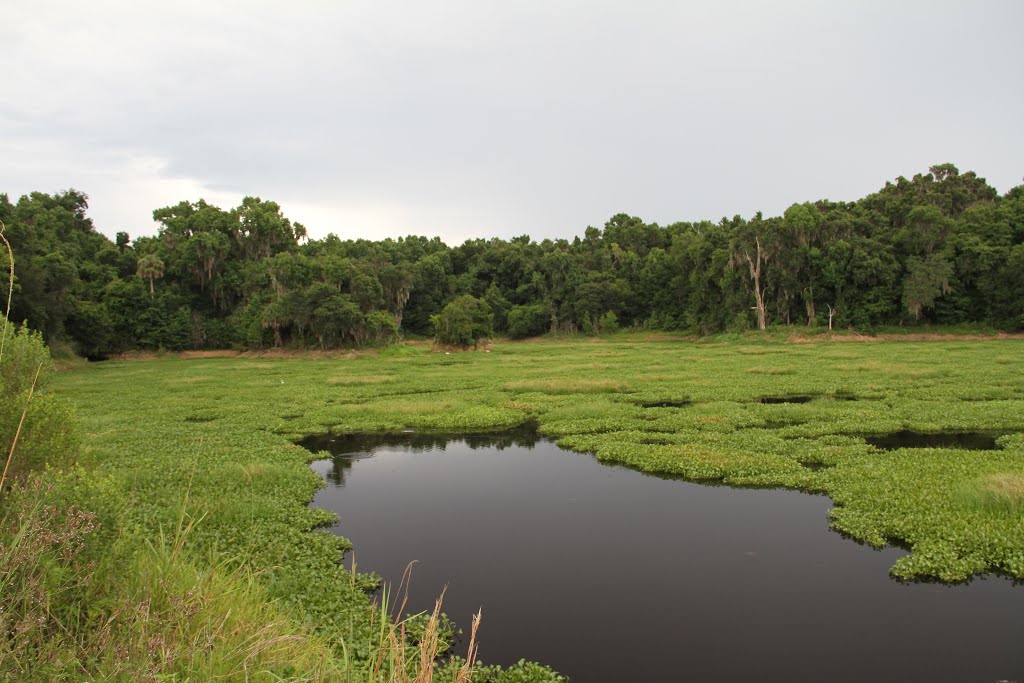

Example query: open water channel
[300,426,1024,682]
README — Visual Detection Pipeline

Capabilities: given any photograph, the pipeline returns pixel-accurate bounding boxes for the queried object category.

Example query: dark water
[302,429,1024,683]
[865,430,1005,451]
[758,395,815,404]
[639,400,692,408]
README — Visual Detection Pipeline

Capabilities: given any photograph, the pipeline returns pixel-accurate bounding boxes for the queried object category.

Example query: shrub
[431,295,493,347]
[597,310,619,334]
[364,310,399,346]
[0,321,77,482]
[506,304,549,339]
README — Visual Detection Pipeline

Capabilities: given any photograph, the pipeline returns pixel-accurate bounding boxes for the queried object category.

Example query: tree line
[1,163,1021,355]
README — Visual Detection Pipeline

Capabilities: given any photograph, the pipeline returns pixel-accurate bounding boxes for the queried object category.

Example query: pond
[300,427,1024,683]
[864,429,1006,451]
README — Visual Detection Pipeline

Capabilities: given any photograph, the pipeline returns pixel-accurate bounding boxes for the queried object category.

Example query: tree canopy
[2,164,1021,356]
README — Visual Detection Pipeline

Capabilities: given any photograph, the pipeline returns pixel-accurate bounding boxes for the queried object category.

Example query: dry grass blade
[414,590,446,683]
[393,560,418,622]
[455,609,482,683]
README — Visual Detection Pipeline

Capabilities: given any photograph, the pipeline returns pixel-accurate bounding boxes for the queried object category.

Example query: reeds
[361,561,482,683]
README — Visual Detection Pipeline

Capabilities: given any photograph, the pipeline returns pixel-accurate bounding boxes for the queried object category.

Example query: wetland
[50,337,1024,681]
[303,427,1024,682]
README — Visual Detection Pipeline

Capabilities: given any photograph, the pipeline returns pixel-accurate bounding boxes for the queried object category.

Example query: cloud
[1,1,1022,243]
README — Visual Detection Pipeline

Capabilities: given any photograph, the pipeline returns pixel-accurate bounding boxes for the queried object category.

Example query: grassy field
[44,335,1024,679]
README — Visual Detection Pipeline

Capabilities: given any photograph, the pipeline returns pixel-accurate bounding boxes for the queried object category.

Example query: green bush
[431,295,493,347]
[597,310,619,334]
[0,321,77,481]
[506,304,549,338]
[364,310,399,346]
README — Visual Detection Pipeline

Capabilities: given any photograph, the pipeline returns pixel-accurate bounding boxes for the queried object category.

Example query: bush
[431,295,493,347]
[0,321,77,482]
[597,310,619,334]
[506,304,549,339]
[364,310,399,346]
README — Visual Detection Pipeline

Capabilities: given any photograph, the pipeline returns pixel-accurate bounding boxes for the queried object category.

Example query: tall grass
[0,225,502,681]
[0,223,297,680]
[1,478,486,681]
[956,473,1024,516]
[0,361,41,497]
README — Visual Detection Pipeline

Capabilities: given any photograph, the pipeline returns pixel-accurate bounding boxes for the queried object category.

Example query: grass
[501,378,631,394]
[32,335,1024,677]
[957,473,1024,515]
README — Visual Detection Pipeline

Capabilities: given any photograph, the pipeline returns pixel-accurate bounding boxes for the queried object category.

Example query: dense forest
[2,163,1022,356]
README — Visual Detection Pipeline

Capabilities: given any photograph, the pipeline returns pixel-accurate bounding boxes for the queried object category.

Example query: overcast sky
[2,1,1022,244]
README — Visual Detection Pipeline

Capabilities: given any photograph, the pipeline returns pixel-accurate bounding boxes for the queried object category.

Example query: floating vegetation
[50,335,1024,682]
[501,378,631,394]
[756,421,805,430]
[800,461,835,471]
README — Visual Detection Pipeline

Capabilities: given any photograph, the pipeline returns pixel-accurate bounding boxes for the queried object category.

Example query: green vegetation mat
[51,337,1024,676]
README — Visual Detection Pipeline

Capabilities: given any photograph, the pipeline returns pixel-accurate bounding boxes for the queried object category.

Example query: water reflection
[296,423,542,487]
[300,425,1024,682]
[864,430,1006,451]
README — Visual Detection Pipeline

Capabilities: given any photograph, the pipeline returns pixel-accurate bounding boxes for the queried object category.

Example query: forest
[3,163,1023,356]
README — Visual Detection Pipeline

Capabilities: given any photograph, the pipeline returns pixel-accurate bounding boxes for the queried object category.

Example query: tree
[729,216,771,330]
[135,253,164,298]
[362,310,399,346]
[232,196,302,260]
[261,299,289,348]
[431,295,492,347]
[902,254,954,321]
[506,304,548,338]
[311,294,361,348]
[378,263,414,328]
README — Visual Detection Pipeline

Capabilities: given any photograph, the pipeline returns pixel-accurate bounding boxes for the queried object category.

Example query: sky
[1,1,1022,244]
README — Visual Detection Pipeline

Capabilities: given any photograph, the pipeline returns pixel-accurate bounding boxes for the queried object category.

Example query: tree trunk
[753,286,767,331]
[190,310,204,349]
[745,237,767,331]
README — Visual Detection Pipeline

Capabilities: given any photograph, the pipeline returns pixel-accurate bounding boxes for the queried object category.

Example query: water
[864,430,1005,451]
[301,428,1024,683]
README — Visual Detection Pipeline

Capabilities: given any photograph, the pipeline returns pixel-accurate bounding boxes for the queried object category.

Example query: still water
[300,427,1024,683]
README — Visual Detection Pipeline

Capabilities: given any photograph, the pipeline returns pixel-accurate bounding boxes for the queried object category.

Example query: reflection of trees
[326,455,356,487]
[297,420,543,482]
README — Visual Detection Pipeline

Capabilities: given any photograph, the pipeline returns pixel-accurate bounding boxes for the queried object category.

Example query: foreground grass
[43,337,1024,677]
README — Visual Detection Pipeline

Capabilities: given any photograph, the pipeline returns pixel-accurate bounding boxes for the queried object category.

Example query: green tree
[135,253,165,298]
[311,294,362,348]
[728,215,771,330]
[506,304,548,338]
[431,295,493,347]
[902,254,954,321]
